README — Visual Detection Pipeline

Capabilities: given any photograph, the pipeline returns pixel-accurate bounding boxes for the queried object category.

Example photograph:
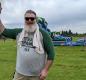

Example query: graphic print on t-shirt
[21,36,34,51]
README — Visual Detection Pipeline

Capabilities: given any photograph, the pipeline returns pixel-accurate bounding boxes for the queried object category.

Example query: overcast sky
[0,0,86,33]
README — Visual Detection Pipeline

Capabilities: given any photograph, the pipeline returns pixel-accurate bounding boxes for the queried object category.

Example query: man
[0,9,55,80]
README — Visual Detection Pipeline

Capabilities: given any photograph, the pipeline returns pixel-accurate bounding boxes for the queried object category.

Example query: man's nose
[28,19,32,21]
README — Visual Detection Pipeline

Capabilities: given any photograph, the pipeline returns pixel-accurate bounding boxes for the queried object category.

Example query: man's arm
[0,20,5,34]
[0,3,5,35]
[40,29,55,80]
[0,20,22,39]
[40,60,53,80]
[1,28,22,39]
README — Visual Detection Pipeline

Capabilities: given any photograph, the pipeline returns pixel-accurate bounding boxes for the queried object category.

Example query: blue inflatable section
[37,17,86,46]
[52,35,86,46]
[52,35,72,46]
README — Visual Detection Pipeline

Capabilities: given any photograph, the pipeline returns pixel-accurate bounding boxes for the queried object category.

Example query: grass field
[72,36,80,41]
[0,39,86,80]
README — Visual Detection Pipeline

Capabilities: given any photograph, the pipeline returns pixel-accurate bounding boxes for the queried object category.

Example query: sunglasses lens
[31,18,35,21]
[25,17,35,21]
[25,17,29,21]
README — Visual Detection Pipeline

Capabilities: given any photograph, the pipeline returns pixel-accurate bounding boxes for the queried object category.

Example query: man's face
[0,3,2,14]
[24,13,36,25]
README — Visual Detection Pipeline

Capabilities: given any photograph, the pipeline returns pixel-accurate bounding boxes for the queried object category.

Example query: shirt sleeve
[40,28,55,60]
[1,28,22,39]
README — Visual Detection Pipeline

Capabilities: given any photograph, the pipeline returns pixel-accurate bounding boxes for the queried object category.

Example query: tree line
[51,29,86,37]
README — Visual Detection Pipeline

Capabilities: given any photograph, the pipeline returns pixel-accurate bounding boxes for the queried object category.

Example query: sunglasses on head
[25,17,36,21]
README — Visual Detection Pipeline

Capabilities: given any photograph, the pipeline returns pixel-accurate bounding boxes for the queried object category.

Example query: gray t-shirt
[16,32,47,76]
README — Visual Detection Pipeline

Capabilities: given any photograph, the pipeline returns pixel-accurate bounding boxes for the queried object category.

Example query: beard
[24,23,37,33]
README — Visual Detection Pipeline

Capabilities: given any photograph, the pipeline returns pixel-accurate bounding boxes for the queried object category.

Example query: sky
[0,0,86,33]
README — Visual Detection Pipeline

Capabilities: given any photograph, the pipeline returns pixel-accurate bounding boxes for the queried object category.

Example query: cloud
[1,0,86,33]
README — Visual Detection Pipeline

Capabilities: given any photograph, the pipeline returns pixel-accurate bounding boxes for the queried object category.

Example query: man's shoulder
[39,28,49,37]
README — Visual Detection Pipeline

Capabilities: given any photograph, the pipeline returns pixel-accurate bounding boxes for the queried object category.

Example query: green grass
[0,39,86,80]
[72,36,80,41]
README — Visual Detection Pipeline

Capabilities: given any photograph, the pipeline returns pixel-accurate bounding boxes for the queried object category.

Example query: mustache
[24,24,37,32]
